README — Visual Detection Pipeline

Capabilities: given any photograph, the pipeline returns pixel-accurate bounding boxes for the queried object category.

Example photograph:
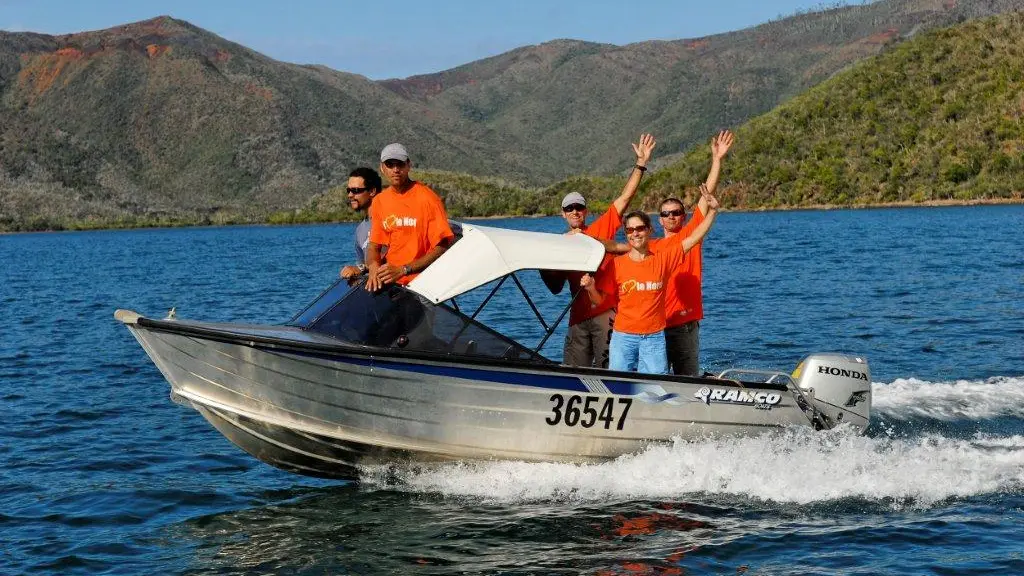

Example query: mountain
[1,0,1024,231]
[637,10,1024,210]
[0,17,517,230]
[379,0,1024,177]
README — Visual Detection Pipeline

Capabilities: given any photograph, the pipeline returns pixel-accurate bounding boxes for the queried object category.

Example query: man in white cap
[541,133,656,368]
[365,143,454,292]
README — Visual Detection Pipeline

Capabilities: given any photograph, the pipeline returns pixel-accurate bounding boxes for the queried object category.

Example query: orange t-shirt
[563,206,622,325]
[649,206,705,327]
[368,182,454,284]
[610,237,690,335]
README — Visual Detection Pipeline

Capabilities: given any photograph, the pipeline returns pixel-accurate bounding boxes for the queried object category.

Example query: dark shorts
[664,321,700,376]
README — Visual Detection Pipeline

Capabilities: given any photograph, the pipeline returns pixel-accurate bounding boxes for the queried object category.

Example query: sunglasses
[562,203,587,213]
[624,225,649,234]
[659,209,685,218]
[383,160,407,169]
[346,187,371,195]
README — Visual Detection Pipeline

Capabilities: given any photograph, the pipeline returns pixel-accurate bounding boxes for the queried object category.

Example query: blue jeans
[609,330,669,374]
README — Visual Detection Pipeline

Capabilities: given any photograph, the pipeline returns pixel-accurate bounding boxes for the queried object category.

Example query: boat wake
[360,375,1024,506]
[873,375,1024,421]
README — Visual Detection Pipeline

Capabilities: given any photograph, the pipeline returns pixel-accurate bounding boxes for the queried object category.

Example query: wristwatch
[402,264,412,275]
[634,164,647,172]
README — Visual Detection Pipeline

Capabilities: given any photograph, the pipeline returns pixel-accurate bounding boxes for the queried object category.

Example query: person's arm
[371,243,449,286]
[610,133,657,216]
[342,227,367,278]
[597,238,630,254]
[579,273,605,306]
[697,130,734,216]
[374,198,453,286]
[682,184,720,253]
[340,265,365,279]
[365,241,387,291]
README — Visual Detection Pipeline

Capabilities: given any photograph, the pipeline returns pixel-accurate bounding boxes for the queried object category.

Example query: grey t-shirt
[353,217,371,264]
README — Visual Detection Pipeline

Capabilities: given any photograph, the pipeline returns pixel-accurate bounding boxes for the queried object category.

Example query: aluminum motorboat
[116,223,872,479]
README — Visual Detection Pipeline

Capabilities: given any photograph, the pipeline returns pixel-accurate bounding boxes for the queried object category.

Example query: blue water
[2,205,1023,574]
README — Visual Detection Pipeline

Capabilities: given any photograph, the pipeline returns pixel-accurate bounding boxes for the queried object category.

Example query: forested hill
[2,1,1024,231]
[635,11,1024,211]
[0,17,509,231]
[378,0,1024,179]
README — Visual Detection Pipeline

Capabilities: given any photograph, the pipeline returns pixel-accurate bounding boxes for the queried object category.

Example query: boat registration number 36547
[545,394,632,430]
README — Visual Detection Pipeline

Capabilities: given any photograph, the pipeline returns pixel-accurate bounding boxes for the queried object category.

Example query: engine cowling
[793,353,871,432]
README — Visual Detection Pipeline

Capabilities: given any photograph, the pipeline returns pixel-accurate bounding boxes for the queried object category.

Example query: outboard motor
[793,353,871,432]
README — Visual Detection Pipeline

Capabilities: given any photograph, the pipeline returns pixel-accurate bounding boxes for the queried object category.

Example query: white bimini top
[407,222,605,304]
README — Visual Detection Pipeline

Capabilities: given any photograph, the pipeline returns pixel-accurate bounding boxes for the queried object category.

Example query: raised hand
[711,130,734,161]
[631,133,657,167]
[699,182,720,211]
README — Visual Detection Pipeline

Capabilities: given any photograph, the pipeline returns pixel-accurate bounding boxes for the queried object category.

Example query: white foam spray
[359,376,1024,506]
[873,376,1024,420]
[360,428,1024,507]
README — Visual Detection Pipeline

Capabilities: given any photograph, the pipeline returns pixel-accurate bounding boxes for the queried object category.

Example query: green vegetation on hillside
[641,12,1024,208]
[4,4,1024,232]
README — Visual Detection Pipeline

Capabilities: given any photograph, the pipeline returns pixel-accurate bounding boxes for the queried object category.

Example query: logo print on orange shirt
[382,215,418,231]
[619,279,663,295]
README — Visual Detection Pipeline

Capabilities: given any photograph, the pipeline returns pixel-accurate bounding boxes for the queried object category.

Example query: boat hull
[125,321,814,480]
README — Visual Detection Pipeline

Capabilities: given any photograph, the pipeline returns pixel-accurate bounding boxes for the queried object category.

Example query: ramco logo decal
[695,387,782,410]
[817,365,869,381]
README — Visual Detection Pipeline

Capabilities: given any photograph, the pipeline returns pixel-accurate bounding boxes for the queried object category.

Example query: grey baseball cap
[561,192,587,209]
[380,143,410,163]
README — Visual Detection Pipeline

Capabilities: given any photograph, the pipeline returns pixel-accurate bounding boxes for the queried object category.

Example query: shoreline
[730,197,1024,213]
[2,197,1022,234]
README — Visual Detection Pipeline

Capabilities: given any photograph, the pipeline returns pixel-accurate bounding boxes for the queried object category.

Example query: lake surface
[1,205,1023,574]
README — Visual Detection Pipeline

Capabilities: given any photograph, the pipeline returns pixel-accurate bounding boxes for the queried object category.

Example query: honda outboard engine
[793,354,871,432]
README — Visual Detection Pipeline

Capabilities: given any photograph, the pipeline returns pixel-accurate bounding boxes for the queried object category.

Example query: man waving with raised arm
[541,133,656,368]
[650,130,734,375]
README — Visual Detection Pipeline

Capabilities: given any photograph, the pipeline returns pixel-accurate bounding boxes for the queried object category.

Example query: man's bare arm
[372,243,449,288]
[406,244,447,275]
[697,130,734,216]
[365,242,386,291]
[683,184,721,253]
[611,133,657,215]
[598,238,630,254]
[580,273,605,306]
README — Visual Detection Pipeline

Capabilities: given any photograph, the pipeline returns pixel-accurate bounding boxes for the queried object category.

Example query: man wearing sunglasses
[340,167,383,281]
[541,133,656,368]
[366,143,454,292]
[649,130,734,375]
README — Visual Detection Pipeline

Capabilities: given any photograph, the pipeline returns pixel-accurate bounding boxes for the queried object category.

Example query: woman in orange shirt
[583,185,719,374]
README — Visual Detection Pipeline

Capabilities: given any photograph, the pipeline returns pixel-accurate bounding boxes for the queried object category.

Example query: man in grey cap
[541,133,656,368]
[365,143,455,292]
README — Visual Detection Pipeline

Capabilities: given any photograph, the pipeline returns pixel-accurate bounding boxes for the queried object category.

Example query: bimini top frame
[407,222,605,355]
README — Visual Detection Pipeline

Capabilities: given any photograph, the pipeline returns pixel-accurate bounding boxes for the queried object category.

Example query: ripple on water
[1,208,1023,573]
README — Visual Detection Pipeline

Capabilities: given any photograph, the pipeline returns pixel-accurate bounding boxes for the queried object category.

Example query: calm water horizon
[1,205,1022,574]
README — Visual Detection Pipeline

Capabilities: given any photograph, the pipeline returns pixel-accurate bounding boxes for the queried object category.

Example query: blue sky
[0,0,867,79]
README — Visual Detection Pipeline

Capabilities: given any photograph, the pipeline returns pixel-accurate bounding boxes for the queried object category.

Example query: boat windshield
[288,280,550,364]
